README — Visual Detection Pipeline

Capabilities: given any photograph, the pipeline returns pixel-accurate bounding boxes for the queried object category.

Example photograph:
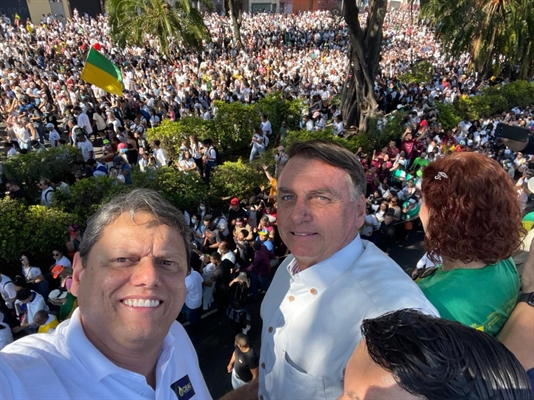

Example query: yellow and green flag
[81,48,124,96]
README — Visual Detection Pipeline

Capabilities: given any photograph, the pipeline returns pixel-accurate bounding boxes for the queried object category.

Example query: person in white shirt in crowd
[46,123,60,147]
[4,142,18,157]
[0,274,17,311]
[0,189,211,399]
[260,114,272,137]
[76,131,94,162]
[333,115,344,137]
[152,139,168,168]
[38,178,55,207]
[0,319,13,350]
[182,265,203,332]
[73,106,93,141]
[224,140,437,400]
[249,127,267,162]
[12,287,49,334]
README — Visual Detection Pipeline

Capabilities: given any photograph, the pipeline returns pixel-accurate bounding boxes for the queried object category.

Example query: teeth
[123,299,160,307]
[293,233,312,236]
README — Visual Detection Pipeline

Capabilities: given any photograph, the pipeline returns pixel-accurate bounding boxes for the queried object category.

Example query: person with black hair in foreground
[339,309,533,400]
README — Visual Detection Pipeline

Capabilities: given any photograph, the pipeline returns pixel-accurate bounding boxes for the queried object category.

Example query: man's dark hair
[235,333,250,347]
[282,139,366,200]
[153,139,161,147]
[16,287,32,301]
[86,158,96,166]
[210,252,221,262]
[361,309,533,400]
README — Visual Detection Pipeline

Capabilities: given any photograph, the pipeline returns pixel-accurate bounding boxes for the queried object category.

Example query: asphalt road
[190,232,426,399]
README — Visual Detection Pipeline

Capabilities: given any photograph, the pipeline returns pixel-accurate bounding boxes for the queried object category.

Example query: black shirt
[234,347,259,383]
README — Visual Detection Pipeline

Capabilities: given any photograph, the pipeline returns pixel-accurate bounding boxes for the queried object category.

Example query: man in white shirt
[260,114,272,136]
[73,106,93,139]
[1,189,211,400]
[0,274,17,310]
[46,123,61,147]
[76,132,94,162]
[38,178,55,207]
[182,267,203,331]
[152,140,168,168]
[225,140,438,400]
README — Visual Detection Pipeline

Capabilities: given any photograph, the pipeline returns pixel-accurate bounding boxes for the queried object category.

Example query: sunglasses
[53,253,60,256]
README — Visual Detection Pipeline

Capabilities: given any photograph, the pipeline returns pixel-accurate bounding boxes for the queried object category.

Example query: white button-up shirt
[1,309,212,400]
[259,236,439,400]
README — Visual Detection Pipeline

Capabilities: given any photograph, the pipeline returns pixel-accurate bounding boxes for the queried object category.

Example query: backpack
[214,147,223,166]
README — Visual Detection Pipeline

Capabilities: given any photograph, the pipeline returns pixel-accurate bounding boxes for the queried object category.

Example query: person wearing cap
[0,189,211,399]
[228,197,248,235]
[46,123,60,147]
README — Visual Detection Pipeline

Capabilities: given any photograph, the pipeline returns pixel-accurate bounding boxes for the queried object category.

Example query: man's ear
[70,252,85,297]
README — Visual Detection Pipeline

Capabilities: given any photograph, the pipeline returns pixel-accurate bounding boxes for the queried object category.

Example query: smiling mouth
[291,232,317,237]
[122,299,161,308]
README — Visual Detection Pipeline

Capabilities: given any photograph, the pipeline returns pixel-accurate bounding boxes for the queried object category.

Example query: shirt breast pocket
[283,351,327,399]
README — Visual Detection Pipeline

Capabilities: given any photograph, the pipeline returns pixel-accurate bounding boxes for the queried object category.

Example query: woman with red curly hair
[417,152,522,337]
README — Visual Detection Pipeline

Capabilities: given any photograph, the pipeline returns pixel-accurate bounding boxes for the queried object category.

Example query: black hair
[361,309,533,400]
[16,287,32,301]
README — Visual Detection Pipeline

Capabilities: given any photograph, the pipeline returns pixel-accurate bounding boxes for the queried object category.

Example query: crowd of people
[0,6,533,399]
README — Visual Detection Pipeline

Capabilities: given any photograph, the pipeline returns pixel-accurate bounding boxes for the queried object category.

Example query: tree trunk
[225,0,243,46]
[341,0,386,134]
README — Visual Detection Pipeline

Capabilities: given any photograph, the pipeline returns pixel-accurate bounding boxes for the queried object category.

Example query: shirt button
[261,362,266,369]
[310,288,318,295]
[268,326,273,333]
[288,295,295,302]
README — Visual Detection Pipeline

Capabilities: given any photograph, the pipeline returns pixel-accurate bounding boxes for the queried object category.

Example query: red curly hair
[422,152,523,265]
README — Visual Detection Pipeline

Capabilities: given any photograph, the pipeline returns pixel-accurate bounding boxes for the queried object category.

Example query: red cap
[230,197,239,206]
[51,265,64,279]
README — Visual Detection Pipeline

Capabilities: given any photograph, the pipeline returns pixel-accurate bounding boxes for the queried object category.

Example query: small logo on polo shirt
[171,375,195,400]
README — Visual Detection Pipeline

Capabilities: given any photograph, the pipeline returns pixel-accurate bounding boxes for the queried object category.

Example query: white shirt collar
[286,235,364,292]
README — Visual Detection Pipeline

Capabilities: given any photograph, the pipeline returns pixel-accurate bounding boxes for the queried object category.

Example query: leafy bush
[156,168,207,212]
[484,80,534,109]
[146,118,217,161]
[0,198,75,277]
[398,61,434,85]
[255,92,305,132]
[53,176,131,226]
[2,147,82,200]
[209,159,266,208]
[213,101,260,151]
[436,102,462,129]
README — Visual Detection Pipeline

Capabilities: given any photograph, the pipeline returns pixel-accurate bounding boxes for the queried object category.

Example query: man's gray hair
[280,139,366,200]
[79,189,190,269]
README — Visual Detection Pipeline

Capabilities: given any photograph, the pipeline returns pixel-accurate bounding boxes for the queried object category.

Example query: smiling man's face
[277,156,365,270]
[71,212,188,354]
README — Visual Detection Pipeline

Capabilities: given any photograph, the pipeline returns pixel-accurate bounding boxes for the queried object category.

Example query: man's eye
[115,258,129,263]
[281,195,294,201]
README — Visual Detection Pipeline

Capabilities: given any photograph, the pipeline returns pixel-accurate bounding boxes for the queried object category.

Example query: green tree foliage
[156,169,207,212]
[145,93,303,159]
[2,147,81,200]
[53,176,132,226]
[436,103,462,130]
[0,198,75,277]
[398,61,434,85]
[420,0,534,78]
[106,0,211,55]
[209,159,266,208]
